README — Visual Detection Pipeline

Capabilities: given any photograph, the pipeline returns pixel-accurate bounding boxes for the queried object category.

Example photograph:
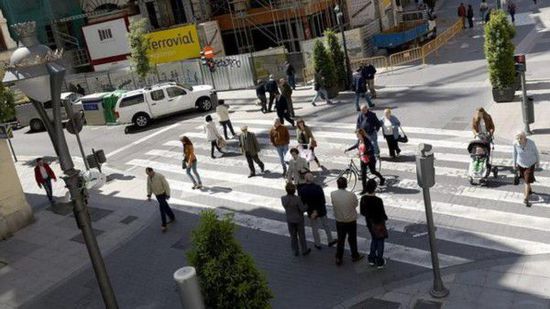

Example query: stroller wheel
[493,167,498,178]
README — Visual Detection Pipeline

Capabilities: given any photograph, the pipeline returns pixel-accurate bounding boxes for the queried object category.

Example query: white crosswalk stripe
[126,123,550,269]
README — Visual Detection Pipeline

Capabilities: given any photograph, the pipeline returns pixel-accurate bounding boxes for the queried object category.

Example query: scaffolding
[226,0,339,54]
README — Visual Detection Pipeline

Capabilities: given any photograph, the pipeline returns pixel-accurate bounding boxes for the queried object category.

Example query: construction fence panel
[389,47,423,67]
[422,19,463,58]
[201,54,255,90]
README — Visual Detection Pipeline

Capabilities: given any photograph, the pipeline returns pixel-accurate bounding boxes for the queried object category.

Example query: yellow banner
[146,25,201,64]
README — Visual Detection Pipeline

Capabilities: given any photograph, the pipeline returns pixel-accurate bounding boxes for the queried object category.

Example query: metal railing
[421,18,463,59]
[350,56,389,71]
[389,47,424,67]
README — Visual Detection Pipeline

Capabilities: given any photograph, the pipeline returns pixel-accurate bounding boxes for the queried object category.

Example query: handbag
[372,223,389,239]
[216,137,226,148]
[513,169,520,185]
[182,159,187,170]
[397,126,408,143]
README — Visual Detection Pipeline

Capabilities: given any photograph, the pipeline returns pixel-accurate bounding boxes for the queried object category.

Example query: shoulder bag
[397,126,408,143]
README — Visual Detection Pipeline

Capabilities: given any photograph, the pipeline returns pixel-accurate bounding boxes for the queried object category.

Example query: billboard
[146,25,201,64]
[83,18,131,71]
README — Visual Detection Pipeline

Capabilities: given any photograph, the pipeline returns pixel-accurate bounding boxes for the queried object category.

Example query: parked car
[114,82,217,128]
[16,92,84,132]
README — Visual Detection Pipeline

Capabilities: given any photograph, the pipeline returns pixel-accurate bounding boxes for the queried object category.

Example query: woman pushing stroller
[468,108,497,185]
[472,107,495,139]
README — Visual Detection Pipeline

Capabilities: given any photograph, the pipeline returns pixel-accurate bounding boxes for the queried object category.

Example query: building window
[146,2,160,29]
[98,29,113,41]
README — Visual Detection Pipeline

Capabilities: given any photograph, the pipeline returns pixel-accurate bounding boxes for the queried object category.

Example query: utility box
[416,143,435,188]
[80,92,110,125]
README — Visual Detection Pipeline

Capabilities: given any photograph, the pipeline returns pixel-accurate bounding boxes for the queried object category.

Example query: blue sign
[83,103,99,111]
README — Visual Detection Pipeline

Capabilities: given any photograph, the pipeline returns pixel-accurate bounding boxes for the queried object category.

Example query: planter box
[327,86,339,99]
[492,87,515,102]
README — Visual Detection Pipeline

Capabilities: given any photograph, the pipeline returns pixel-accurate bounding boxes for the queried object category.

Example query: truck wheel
[134,114,150,128]
[197,98,212,112]
[30,119,44,132]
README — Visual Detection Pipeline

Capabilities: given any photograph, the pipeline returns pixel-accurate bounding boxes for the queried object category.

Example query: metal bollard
[173,267,205,309]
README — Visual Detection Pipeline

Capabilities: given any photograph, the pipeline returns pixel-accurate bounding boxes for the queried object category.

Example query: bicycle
[338,155,381,192]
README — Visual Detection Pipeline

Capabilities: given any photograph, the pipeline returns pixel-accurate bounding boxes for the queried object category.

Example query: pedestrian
[467,4,474,28]
[345,128,385,193]
[485,8,493,23]
[265,74,279,112]
[311,70,332,106]
[239,125,266,178]
[300,173,337,249]
[216,100,236,140]
[270,118,290,176]
[34,158,57,204]
[256,79,268,113]
[356,104,381,157]
[458,3,467,28]
[287,147,309,186]
[180,136,203,189]
[480,0,488,21]
[76,84,85,96]
[281,182,311,256]
[279,78,295,117]
[296,119,322,168]
[512,131,540,207]
[471,107,495,138]
[275,93,295,126]
[331,177,364,266]
[146,167,175,232]
[204,115,224,159]
[285,61,297,90]
[381,108,402,159]
[360,61,377,98]
[360,179,388,269]
[352,69,374,111]
[507,1,516,23]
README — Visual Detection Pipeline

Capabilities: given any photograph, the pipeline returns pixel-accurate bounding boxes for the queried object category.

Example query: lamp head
[2,21,64,102]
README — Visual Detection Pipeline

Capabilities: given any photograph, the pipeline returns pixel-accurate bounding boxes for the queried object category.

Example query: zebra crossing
[124,118,550,270]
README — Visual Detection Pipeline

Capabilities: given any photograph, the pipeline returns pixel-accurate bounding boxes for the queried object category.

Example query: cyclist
[345,128,385,195]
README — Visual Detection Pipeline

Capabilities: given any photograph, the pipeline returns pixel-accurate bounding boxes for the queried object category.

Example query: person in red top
[457,3,467,28]
[345,129,385,195]
[34,158,57,204]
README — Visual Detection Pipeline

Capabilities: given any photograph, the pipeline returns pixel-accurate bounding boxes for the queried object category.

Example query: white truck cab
[114,82,217,128]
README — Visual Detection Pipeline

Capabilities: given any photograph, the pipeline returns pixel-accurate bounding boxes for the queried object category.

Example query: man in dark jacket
[299,173,338,249]
[285,61,296,90]
[239,125,265,177]
[356,104,381,156]
[360,179,388,268]
[256,79,268,113]
[265,74,280,112]
[279,78,294,117]
[361,62,377,98]
[275,94,295,126]
[352,69,374,111]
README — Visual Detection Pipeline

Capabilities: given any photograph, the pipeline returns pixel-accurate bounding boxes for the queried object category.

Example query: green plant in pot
[325,30,347,91]
[484,10,516,102]
[312,39,339,99]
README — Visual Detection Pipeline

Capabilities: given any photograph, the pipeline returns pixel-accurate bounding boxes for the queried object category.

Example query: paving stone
[349,298,401,309]
[69,229,104,244]
[119,215,138,225]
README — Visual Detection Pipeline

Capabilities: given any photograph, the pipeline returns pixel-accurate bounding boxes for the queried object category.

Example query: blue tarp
[372,23,430,48]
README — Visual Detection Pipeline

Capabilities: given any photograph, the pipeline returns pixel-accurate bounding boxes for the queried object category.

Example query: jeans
[354,92,374,110]
[245,152,264,174]
[368,132,380,156]
[275,145,289,174]
[42,177,54,202]
[210,140,223,157]
[368,222,385,265]
[384,134,401,157]
[287,74,296,89]
[219,120,235,139]
[311,88,330,104]
[287,221,308,254]
[186,161,202,185]
[360,160,384,190]
[310,215,334,246]
[335,221,360,260]
[156,194,175,227]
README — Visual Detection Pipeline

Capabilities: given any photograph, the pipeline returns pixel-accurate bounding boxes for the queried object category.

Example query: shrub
[128,18,152,81]
[325,30,347,90]
[484,10,516,89]
[0,80,15,123]
[187,210,273,309]
[312,39,337,89]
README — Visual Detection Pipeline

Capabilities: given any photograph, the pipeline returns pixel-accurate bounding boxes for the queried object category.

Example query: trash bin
[80,92,110,125]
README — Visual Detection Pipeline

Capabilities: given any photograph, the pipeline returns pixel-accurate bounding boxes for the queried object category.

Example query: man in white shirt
[330,177,364,265]
[216,100,236,140]
[287,148,309,186]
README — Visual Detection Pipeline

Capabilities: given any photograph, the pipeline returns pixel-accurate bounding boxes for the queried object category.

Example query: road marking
[105,123,180,158]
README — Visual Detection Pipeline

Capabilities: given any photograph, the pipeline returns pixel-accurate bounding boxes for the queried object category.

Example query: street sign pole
[1,123,17,162]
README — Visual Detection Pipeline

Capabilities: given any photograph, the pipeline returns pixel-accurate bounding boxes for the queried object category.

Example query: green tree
[325,30,347,90]
[187,210,273,309]
[128,18,152,81]
[484,10,516,89]
[0,75,16,123]
[312,39,337,89]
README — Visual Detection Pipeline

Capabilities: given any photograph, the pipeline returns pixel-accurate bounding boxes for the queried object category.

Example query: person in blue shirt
[352,69,374,111]
[513,131,540,207]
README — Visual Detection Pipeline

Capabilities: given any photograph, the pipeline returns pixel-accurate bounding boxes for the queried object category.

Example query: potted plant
[325,30,347,91]
[312,39,339,99]
[484,10,516,102]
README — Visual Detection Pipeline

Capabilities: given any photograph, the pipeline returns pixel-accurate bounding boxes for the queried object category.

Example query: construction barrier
[421,19,463,59]
[350,56,389,72]
[389,47,424,68]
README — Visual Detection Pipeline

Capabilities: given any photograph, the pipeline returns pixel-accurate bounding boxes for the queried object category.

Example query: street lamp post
[334,5,352,89]
[3,22,118,308]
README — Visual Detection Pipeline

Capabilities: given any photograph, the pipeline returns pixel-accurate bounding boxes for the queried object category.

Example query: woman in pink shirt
[345,129,385,195]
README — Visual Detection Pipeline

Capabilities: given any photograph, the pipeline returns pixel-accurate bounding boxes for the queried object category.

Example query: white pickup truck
[114,82,217,128]
[15,92,84,131]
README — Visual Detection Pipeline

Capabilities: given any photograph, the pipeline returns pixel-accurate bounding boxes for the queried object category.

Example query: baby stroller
[467,133,498,185]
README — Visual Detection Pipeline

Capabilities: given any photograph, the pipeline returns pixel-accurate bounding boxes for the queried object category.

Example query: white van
[114,82,217,128]
[16,92,83,131]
